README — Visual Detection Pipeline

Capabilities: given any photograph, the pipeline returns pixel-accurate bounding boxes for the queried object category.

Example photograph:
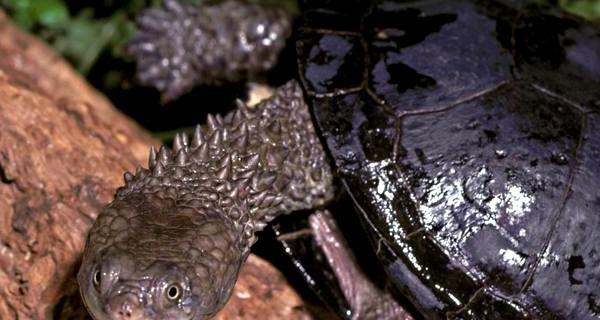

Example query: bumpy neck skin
[78,81,334,320]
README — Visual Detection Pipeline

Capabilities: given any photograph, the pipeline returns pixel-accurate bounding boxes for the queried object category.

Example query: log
[0,10,309,320]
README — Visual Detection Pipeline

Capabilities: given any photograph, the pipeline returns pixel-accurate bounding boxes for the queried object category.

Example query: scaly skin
[128,0,291,101]
[77,81,334,320]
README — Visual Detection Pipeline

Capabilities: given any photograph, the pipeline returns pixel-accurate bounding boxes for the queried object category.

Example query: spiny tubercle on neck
[116,80,334,248]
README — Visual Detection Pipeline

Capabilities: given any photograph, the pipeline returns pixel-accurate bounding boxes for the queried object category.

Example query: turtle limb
[128,0,291,101]
[309,210,413,320]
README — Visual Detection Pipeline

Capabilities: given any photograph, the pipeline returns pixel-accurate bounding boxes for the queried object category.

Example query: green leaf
[32,0,69,28]
[560,0,600,20]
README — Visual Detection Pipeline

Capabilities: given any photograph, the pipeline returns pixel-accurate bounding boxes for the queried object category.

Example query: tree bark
[0,10,309,320]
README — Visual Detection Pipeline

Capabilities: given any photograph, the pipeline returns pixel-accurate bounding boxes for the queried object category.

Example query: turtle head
[78,252,207,320]
[78,194,242,320]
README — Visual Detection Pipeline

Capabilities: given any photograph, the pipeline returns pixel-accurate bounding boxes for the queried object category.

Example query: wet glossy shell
[297,0,600,319]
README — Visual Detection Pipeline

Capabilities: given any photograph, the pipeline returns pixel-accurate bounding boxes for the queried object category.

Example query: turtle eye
[92,269,102,291]
[166,283,182,301]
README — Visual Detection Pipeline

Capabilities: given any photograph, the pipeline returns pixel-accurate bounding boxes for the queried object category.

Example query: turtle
[77,0,600,319]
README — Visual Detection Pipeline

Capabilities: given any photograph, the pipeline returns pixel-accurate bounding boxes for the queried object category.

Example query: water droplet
[466,119,480,129]
[550,152,568,165]
[452,154,470,166]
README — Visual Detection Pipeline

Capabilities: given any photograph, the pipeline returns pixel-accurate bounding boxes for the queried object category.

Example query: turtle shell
[297,0,600,319]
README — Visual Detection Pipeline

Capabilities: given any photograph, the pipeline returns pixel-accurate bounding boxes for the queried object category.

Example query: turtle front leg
[309,210,413,320]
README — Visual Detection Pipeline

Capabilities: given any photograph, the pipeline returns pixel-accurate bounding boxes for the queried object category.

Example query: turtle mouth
[83,294,191,320]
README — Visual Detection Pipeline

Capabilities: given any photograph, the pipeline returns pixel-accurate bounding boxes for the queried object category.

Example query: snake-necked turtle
[78,0,600,319]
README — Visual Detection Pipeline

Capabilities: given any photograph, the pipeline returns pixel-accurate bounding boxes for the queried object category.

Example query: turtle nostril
[118,305,132,317]
[110,293,142,320]
[118,310,131,317]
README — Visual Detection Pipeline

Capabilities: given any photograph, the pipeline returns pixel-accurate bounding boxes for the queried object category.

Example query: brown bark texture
[0,10,309,320]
